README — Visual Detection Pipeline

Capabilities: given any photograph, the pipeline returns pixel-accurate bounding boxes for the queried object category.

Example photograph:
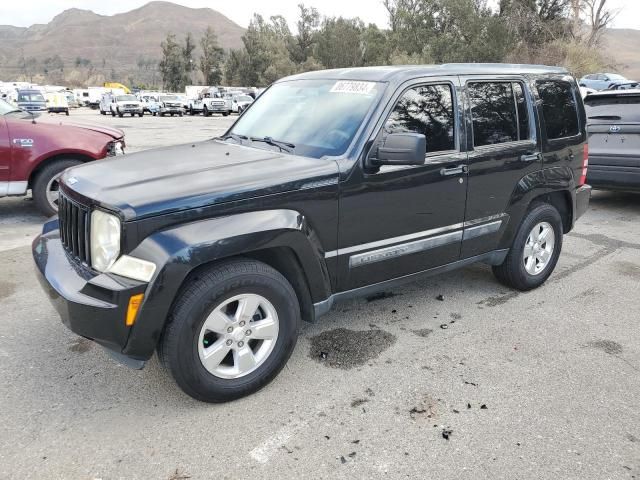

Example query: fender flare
[499,166,576,249]
[122,209,332,359]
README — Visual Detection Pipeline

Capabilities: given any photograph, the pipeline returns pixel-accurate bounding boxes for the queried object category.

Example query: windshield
[160,96,179,101]
[117,95,137,102]
[229,79,382,158]
[18,91,45,102]
[236,95,253,102]
[0,98,21,115]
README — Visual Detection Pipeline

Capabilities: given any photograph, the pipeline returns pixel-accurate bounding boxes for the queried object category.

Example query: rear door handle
[440,165,468,176]
[521,153,542,162]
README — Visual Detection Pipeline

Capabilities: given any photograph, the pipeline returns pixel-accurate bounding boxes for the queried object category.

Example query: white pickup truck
[187,87,232,116]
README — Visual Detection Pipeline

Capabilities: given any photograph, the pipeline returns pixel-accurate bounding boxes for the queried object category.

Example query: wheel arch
[122,210,333,359]
[27,153,94,189]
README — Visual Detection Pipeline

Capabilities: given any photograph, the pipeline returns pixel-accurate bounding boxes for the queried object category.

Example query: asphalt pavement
[0,109,638,479]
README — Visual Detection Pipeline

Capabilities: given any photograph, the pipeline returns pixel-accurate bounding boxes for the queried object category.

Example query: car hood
[60,140,339,221]
[60,122,124,139]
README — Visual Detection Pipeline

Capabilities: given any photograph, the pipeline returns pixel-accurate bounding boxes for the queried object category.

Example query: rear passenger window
[468,82,530,147]
[537,80,580,139]
[384,84,455,153]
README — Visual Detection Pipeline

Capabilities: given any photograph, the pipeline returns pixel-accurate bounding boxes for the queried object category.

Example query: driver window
[383,84,456,154]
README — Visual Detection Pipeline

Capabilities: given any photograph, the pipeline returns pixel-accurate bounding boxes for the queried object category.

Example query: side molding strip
[350,231,462,268]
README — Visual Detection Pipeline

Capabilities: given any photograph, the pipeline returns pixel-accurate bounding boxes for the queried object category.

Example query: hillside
[602,28,640,80]
[0,1,245,86]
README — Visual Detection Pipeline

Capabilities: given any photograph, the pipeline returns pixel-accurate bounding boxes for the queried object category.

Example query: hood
[61,122,124,139]
[60,140,339,221]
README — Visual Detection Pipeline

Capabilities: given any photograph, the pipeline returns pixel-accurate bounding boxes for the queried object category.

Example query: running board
[313,249,509,318]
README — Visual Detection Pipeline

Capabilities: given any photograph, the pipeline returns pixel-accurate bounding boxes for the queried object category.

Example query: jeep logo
[609,125,621,133]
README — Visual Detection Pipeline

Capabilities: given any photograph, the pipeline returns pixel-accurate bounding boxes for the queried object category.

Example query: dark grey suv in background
[585,89,640,192]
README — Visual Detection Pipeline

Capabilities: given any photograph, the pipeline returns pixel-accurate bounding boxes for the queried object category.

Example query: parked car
[139,94,160,115]
[65,91,81,108]
[158,95,184,117]
[579,73,632,91]
[110,94,144,117]
[45,91,69,115]
[188,88,232,116]
[607,81,640,90]
[33,64,590,402]
[231,94,254,114]
[16,89,47,113]
[584,89,640,191]
[0,97,124,215]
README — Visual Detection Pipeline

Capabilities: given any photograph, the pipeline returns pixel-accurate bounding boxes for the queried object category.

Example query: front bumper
[33,220,149,362]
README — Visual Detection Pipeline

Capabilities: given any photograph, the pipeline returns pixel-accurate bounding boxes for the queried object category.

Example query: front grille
[59,194,91,265]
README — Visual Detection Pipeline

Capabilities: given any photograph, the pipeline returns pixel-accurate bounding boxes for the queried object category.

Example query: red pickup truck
[0,99,125,215]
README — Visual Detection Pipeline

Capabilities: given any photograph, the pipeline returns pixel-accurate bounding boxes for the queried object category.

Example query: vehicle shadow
[589,190,640,211]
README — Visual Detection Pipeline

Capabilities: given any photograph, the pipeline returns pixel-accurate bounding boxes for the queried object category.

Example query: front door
[336,77,468,291]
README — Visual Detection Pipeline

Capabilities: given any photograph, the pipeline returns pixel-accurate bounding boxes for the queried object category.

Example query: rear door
[459,76,541,258]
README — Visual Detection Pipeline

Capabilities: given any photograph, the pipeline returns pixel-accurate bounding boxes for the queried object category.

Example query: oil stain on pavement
[309,328,396,369]
[0,281,16,300]
[588,339,623,355]
[68,338,93,353]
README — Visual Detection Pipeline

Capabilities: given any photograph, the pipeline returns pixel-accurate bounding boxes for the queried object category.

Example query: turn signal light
[579,143,589,186]
[126,293,144,326]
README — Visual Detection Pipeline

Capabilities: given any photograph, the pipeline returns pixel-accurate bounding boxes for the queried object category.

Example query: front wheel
[32,159,82,216]
[159,259,300,402]
[203,106,210,117]
[492,203,563,291]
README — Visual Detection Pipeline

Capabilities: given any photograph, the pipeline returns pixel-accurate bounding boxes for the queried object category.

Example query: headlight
[108,140,125,156]
[90,210,121,271]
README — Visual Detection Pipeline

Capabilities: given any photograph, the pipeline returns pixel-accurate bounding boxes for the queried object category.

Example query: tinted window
[469,82,519,146]
[384,84,455,153]
[513,83,530,141]
[537,80,580,139]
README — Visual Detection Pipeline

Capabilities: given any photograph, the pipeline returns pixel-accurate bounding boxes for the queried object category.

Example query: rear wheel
[32,159,82,216]
[159,259,300,402]
[111,109,115,117]
[492,203,563,291]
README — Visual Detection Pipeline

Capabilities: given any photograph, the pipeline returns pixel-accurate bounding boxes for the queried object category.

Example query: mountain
[602,28,640,80]
[0,1,245,86]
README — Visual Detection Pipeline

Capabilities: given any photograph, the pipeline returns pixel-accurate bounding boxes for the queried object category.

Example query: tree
[290,4,320,63]
[315,17,364,69]
[159,33,185,91]
[183,33,196,84]
[200,27,225,85]
[582,0,616,46]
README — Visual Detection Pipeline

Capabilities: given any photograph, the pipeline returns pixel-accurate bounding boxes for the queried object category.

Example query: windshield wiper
[218,132,248,143]
[249,136,295,153]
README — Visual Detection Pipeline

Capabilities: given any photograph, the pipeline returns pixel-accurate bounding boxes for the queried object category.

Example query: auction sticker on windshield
[330,81,377,95]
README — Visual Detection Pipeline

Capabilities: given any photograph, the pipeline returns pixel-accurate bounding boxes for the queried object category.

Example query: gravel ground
[1,109,639,479]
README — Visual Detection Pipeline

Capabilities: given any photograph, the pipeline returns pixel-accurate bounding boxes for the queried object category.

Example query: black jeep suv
[33,64,591,402]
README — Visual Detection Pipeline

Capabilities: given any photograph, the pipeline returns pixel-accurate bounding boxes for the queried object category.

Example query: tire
[159,259,300,403]
[111,110,115,117]
[138,112,143,117]
[222,111,230,117]
[152,112,157,116]
[65,110,69,116]
[118,109,123,118]
[100,109,106,115]
[203,106,210,117]
[492,203,563,291]
[32,159,82,216]
[189,106,194,115]
[178,111,183,117]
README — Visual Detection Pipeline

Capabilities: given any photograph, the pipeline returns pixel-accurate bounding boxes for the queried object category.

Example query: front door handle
[440,165,468,176]
[521,153,542,162]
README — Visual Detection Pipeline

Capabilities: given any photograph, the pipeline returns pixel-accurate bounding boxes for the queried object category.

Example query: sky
[0,0,638,30]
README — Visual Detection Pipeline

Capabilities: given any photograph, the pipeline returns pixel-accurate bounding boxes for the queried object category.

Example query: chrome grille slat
[59,193,91,266]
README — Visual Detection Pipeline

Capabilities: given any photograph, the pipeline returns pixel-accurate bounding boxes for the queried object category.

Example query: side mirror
[370,133,426,166]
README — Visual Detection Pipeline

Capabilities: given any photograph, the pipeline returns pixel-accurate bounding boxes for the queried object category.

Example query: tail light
[578,143,589,186]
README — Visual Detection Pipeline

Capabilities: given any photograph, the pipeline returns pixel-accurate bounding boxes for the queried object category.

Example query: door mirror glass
[372,133,426,166]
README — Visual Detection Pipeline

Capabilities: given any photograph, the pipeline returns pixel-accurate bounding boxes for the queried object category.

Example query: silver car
[579,73,631,91]
[585,89,640,191]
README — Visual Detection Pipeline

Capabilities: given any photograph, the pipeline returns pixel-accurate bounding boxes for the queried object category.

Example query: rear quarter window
[537,80,580,139]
